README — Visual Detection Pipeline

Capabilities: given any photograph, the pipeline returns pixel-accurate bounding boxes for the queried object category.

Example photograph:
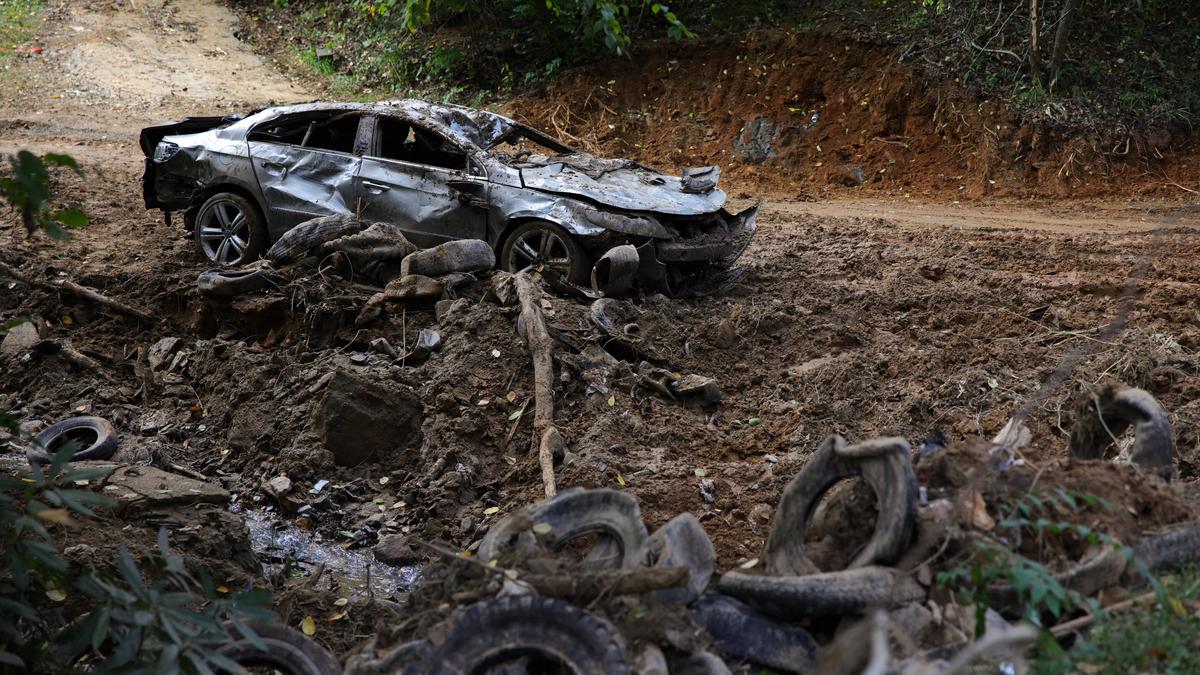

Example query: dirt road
[3,0,1200,576]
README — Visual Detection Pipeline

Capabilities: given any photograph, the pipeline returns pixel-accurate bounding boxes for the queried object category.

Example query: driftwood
[513,272,559,497]
[0,260,156,323]
[522,565,688,600]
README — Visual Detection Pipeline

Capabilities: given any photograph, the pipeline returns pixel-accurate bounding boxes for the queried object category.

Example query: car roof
[244,99,522,151]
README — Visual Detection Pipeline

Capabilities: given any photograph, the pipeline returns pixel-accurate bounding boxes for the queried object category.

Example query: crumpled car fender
[506,198,673,240]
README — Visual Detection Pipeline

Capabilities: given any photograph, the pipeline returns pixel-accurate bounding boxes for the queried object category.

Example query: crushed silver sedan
[140,100,757,294]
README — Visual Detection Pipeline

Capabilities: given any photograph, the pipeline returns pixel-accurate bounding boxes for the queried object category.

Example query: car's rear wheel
[501,220,591,286]
[194,192,267,267]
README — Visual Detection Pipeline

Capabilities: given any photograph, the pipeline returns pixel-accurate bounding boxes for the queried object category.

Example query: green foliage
[0,0,44,54]
[0,151,89,239]
[937,487,1164,637]
[0,445,276,671]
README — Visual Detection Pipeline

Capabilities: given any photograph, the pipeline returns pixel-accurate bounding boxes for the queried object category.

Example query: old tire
[689,595,820,674]
[500,220,592,286]
[766,435,917,575]
[400,239,496,277]
[415,595,630,675]
[193,192,268,267]
[646,513,715,604]
[989,546,1127,611]
[268,215,367,266]
[197,267,281,297]
[218,622,341,675]
[28,416,117,464]
[1070,385,1175,479]
[1122,521,1200,584]
[716,566,925,619]
[478,488,648,569]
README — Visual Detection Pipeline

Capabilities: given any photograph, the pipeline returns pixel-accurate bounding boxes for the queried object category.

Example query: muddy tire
[765,435,917,575]
[27,416,117,464]
[197,266,281,297]
[415,595,630,675]
[1070,385,1175,479]
[193,192,268,267]
[716,566,925,619]
[689,595,820,674]
[646,513,715,604]
[218,622,341,675]
[1123,521,1200,584]
[500,220,592,286]
[268,215,367,266]
[989,546,1127,610]
[478,488,648,569]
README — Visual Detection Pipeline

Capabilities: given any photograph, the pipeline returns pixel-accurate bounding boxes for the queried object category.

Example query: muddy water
[235,505,421,598]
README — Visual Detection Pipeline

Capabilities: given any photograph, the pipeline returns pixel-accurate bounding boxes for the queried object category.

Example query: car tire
[478,487,648,569]
[501,220,592,286]
[193,192,268,267]
[28,416,118,464]
[415,596,630,675]
[765,435,917,575]
[716,565,926,619]
[218,622,342,675]
[197,266,282,297]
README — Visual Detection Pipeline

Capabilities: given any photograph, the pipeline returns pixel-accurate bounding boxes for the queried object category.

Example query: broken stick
[513,272,559,497]
[0,260,156,323]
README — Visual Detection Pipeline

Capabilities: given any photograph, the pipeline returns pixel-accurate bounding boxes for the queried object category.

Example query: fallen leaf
[300,616,316,636]
[607,395,616,407]
[694,468,707,477]
[738,558,759,569]
[46,588,66,602]
[333,597,349,607]
[36,508,74,525]
[506,391,517,402]
[379,476,389,485]
[483,506,500,515]
[328,610,348,622]
[747,418,762,426]
[507,409,523,421]
[616,473,626,486]
[216,585,230,594]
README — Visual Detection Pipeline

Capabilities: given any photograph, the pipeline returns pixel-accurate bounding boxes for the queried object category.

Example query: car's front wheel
[501,220,591,286]
[193,192,267,267]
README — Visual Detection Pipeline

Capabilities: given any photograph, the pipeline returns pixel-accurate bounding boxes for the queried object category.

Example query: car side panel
[355,158,487,248]
[248,142,361,239]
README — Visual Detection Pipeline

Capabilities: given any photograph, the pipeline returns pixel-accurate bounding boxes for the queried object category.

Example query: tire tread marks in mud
[28,416,118,464]
[766,435,917,575]
[417,595,630,675]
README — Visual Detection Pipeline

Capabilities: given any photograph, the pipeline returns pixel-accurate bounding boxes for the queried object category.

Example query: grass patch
[0,0,44,54]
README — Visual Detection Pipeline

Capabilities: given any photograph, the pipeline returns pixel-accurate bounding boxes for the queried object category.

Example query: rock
[147,337,182,371]
[19,419,44,434]
[400,239,495,277]
[672,374,722,404]
[97,464,229,510]
[732,116,777,164]
[699,478,716,504]
[139,409,169,436]
[435,298,470,322]
[460,516,475,534]
[382,274,444,302]
[313,370,423,466]
[370,337,398,358]
[831,163,865,187]
[1,322,41,355]
[263,475,293,499]
[374,533,422,566]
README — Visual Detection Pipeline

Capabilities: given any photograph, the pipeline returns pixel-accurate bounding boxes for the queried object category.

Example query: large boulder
[400,239,495,277]
[312,370,423,466]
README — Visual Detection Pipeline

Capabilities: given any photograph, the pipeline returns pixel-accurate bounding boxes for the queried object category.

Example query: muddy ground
[3,0,1200,661]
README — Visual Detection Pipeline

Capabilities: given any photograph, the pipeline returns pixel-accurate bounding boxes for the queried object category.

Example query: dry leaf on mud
[300,616,316,636]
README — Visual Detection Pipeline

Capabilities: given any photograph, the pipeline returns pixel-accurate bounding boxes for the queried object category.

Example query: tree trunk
[1028,0,1043,87]
[1047,0,1077,91]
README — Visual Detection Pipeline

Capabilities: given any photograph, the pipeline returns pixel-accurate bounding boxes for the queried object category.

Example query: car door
[355,115,488,248]
[246,111,365,236]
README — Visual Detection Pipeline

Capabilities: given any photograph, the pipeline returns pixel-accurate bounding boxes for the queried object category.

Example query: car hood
[517,154,726,216]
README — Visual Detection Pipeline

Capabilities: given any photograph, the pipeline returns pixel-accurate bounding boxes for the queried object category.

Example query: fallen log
[514,272,559,497]
[0,260,156,323]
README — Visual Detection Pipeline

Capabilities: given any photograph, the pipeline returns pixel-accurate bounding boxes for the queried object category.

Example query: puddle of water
[234,505,421,598]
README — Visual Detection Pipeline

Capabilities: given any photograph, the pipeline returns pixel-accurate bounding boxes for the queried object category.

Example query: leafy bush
[0,444,276,672]
[0,151,88,239]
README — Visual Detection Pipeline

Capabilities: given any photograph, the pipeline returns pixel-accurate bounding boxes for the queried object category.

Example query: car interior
[373,116,467,171]
[248,112,362,154]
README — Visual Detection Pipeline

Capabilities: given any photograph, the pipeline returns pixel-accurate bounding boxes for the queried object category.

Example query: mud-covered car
[139,100,756,293]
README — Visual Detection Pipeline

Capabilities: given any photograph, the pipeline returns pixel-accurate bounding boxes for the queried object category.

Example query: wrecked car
[139,100,757,294]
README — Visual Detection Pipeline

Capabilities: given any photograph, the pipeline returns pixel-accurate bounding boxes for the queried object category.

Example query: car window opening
[249,113,360,154]
[376,116,466,171]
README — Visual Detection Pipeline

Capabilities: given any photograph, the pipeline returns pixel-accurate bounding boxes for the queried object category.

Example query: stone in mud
[313,370,423,466]
[1,322,40,355]
[374,533,422,566]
